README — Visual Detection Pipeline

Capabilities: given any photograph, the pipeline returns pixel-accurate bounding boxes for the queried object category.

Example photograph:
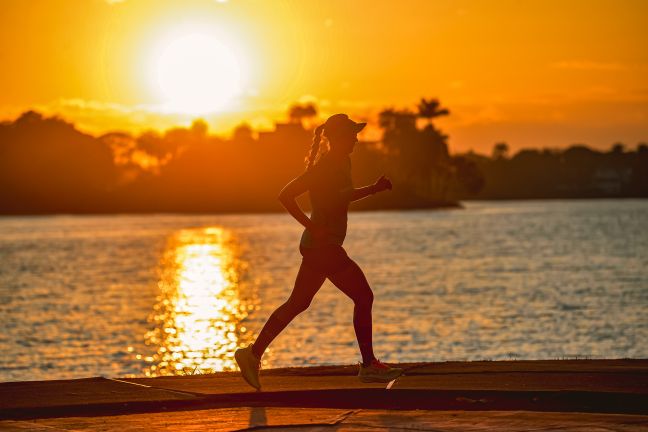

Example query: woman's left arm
[346,175,392,202]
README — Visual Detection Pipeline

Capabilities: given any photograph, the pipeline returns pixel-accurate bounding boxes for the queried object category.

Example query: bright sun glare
[153,32,242,114]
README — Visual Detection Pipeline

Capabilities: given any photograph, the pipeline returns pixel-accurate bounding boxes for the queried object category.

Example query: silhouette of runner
[235,113,403,389]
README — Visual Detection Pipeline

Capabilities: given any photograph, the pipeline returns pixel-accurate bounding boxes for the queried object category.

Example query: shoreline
[3,197,648,217]
[0,202,462,217]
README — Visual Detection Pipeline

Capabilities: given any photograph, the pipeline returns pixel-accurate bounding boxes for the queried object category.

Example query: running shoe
[235,345,261,390]
[358,359,404,383]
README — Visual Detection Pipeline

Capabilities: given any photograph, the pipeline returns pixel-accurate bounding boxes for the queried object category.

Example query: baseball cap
[323,113,367,136]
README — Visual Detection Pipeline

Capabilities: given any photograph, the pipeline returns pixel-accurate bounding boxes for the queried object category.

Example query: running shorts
[299,244,354,276]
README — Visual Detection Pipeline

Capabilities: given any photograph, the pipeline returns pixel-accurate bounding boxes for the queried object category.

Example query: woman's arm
[346,175,392,202]
[278,174,315,230]
[348,184,379,202]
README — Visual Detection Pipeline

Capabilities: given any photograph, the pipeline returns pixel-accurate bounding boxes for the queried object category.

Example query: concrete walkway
[1,359,647,431]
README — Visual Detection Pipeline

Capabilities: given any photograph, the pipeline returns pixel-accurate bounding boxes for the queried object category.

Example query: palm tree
[492,142,509,160]
[288,103,318,125]
[416,98,450,127]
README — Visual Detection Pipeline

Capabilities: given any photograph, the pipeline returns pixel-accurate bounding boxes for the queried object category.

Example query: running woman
[235,113,403,389]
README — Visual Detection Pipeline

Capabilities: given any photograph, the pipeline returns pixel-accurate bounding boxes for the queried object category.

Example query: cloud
[31,98,218,135]
[448,105,509,127]
[21,97,309,138]
[56,98,137,114]
[550,60,627,71]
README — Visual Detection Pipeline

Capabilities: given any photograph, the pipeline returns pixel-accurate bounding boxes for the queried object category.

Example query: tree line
[0,99,469,214]
[459,141,648,199]
[0,100,645,214]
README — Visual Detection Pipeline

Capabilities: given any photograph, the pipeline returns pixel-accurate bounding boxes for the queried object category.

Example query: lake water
[1,200,647,382]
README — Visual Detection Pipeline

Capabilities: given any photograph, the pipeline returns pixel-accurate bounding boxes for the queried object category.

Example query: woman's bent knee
[283,298,312,316]
[353,289,374,308]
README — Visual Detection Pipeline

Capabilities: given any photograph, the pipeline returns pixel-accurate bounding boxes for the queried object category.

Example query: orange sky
[0,0,646,153]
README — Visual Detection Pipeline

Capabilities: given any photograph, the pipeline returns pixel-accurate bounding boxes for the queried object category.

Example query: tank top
[299,154,353,248]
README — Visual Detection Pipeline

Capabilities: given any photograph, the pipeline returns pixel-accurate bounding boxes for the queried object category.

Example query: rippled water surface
[1,200,647,381]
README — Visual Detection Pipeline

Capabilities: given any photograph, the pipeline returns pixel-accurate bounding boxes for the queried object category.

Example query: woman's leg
[327,260,376,366]
[251,261,326,359]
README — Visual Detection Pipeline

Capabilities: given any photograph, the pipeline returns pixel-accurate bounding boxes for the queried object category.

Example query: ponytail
[305,124,325,170]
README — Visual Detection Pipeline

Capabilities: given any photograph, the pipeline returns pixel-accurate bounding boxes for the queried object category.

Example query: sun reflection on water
[140,226,253,376]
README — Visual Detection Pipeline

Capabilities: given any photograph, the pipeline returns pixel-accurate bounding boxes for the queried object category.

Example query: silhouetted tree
[0,111,118,213]
[416,98,450,126]
[288,103,317,125]
[451,156,485,194]
[232,122,255,144]
[379,102,454,201]
[378,108,417,137]
[456,140,648,199]
[190,119,208,138]
[492,142,509,160]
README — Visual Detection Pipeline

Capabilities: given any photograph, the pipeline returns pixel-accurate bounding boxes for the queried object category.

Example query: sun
[153,32,242,114]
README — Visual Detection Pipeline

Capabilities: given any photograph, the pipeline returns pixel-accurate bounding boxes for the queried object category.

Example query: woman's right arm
[277,174,317,231]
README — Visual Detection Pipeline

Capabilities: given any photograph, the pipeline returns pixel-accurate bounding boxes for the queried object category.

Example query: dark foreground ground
[1,359,647,431]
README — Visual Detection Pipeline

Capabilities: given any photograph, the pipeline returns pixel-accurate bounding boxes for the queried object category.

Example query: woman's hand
[373,175,393,193]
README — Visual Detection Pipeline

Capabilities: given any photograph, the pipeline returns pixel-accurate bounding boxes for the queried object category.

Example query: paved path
[1,359,647,431]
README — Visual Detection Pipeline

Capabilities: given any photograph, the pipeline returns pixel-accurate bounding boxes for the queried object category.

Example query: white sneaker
[358,359,404,383]
[235,345,261,390]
